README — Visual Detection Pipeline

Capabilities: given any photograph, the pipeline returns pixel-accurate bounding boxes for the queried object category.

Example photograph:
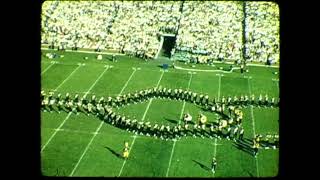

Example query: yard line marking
[247,78,260,177]
[41,65,82,152]
[212,74,222,176]
[247,79,256,136]
[212,142,222,146]
[213,138,218,158]
[118,71,164,177]
[118,69,137,95]
[166,73,193,177]
[217,75,221,101]
[41,63,55,75]
[83,67,109,97]
[41,112,72,152]
[69,69,136,176]
[272,78,279,93]
[54,65,81,91]
[69,122,103,176]
[41,67,109,153]
[118,100,152,177]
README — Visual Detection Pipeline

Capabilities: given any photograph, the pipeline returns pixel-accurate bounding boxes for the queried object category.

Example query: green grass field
[41,50,279,177]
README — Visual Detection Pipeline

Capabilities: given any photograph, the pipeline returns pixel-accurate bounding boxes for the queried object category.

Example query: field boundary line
[118,71,164,177]
[69,68,136,176]
[273,78,279,90]
[41,47,125,56]
[41,47,278,68]
[174,66,235,73]
[166,73,193,177]
[247,78,260,177]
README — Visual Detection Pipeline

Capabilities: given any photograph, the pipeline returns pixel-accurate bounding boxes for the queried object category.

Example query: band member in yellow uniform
[123,142,130,159]
[198,113,207,138]
[198,112,207,125]
[253,135,260,157]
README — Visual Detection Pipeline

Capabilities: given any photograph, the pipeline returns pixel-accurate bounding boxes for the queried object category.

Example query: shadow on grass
[164,118,178,124]
[232,141,254,156]
[55,168,67,176]
[107,56,113,61]
[245,169,255,177]
[240,137,254,145]
[104,146,122,159]
[192,160,211,171]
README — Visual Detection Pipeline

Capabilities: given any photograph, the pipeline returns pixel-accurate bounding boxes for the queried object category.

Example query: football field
[41,49,279,177]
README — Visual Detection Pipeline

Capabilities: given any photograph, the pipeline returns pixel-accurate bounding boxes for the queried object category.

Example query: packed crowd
[41,1,279,62]
[175,1,243,63]
[244,2,280,63]
[41,1,119,51]
[173,1,279,64]
[41,1,181,59]
[108,1,181,59]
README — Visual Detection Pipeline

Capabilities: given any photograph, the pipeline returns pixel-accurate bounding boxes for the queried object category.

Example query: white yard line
[118,71,164,177]
[69,69,136,176]
[247,78,260,177]
[69,123,103,176]
[83,67,109,97]
[273,79,279,93]
[118,69,137,95]
[41,63,55,75]
[41,65,81,152]
[41,66,109,153]
[212,74,222,176]
[54,65,81,91]
[217,74,221,101]
[166,73,193,177]
[41,112,72,152]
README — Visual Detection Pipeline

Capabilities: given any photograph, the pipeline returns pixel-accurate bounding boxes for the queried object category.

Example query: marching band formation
[41,86,279,156]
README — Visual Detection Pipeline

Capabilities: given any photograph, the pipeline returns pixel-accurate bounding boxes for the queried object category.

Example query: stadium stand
[41,1,279,64]
[175,1,243,63]
[244,2,280,63]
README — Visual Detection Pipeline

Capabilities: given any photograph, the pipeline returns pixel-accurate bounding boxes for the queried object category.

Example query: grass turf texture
[41,50,279,177]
